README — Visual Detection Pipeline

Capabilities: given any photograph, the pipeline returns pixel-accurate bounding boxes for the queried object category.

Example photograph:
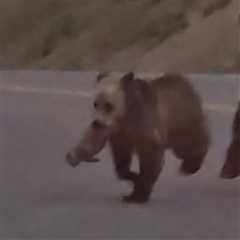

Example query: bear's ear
[121,72,135,91]
[96,72,108,83]
[121,72,138,92]
[121,72,135,83]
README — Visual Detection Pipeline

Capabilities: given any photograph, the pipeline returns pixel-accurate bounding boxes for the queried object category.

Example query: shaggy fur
[221,103,240,179]
[94,72,210,203]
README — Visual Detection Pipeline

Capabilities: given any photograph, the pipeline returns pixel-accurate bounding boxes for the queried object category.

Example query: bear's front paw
[121,193,149,204]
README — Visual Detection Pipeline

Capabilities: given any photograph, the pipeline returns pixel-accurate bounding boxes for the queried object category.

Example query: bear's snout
[66,151,81,167]
[92,120,104,128]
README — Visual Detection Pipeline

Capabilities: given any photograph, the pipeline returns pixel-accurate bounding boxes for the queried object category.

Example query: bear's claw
[121,193,149,204]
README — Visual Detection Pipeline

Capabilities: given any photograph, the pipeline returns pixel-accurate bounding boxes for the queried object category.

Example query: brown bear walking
[220,103,240,179]
[67,72,210,203]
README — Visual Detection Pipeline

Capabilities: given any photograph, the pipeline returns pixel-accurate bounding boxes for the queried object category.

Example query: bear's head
[66,72,144,167]
[93,71,137,129]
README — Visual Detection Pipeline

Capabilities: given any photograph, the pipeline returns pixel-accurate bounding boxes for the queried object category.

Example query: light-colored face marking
[98,81,119,95]
[93,77,126,127]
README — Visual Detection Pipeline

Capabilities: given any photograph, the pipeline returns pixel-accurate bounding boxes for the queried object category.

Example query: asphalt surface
[0,72,239,239]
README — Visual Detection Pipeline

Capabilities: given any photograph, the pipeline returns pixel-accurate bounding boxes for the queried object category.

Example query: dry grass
[0,0,237,72]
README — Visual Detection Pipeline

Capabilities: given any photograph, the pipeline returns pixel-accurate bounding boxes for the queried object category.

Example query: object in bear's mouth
[66,121,110,167]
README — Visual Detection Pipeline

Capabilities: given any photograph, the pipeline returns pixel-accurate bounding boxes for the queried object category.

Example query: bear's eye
[93,101,99,109]
[104,102,114,113]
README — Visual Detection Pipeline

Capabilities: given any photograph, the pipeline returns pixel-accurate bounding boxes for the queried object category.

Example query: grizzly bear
[67,72,210,203]
[220,103,240,179]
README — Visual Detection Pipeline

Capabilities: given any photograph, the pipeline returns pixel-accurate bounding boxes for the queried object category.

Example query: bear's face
[93,72,135,128]
[93,75,126,128]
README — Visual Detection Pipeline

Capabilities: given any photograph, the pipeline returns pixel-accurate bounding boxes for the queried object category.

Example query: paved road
[0,72,239,239]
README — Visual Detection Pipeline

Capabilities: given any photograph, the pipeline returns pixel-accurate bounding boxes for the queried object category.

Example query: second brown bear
[221,103,240,179]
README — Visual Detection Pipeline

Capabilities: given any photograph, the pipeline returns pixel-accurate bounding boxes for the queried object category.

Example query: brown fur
[67,72,210,203]
[220,103,240,179]
[105,73,209,203]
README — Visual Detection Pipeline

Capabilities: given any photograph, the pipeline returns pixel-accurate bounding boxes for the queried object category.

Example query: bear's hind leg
[180,153,205,175]
[173,129,209,175]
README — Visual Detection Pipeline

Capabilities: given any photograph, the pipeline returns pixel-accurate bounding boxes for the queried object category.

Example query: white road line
[0,85,236,113]
[203,104,235,113]
[0,85,94,98]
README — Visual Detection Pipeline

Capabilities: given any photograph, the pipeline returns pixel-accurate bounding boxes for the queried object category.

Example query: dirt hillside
[0,0,238,72]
